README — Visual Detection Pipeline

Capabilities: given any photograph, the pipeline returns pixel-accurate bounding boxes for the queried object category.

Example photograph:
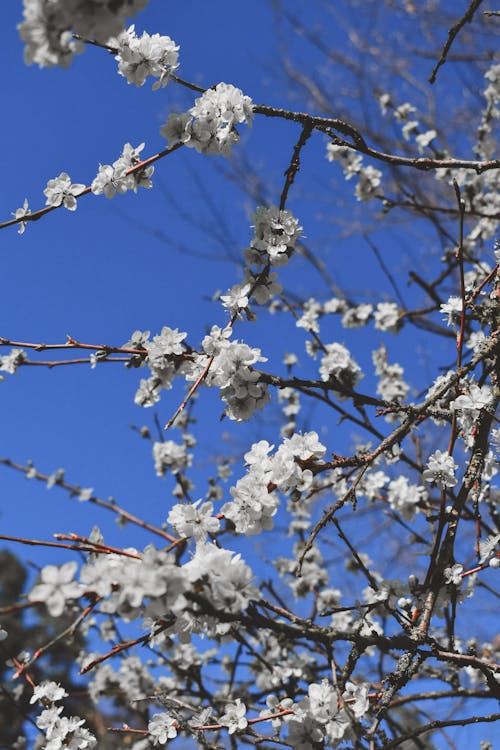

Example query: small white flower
[444,563,463,586]
[343,681,370,718]
[415,129,437,153]
[44,172,85,211]
[221,283,251,314]
[423,449,458,489]
[219,698,248,735]
[30,681,68,705]
[479,534,500,563]
[308,679,337,724]
[78,488,93,502]
[441,296,462,326]
[148,712,178,745]
[28,562,82,617]
[167,499,220,542]
[12,198,30,234]
[451,384,491,414]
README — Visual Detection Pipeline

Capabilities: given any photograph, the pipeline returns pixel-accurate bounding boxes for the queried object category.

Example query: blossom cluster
[222,432,326,535]
[372,345,409,407]
[131,326,186,407]
[19,0,150,68]
[27,537,259,648]
[378,94,438,152]
[326,143,382,202]
[0,348,27,376]
[220,204,302,318]
[115,24,179,88]
[194,330,270,421]
[91,142,154,199]
[284,679,369,747]
[246,205,302,267]
[294,296,401,335]
[161,83,254,156]
[319,342,362,394]
[31,680,97,749]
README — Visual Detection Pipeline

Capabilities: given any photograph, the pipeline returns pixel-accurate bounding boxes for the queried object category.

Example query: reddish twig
[14,596,101,679]
[0,458,178,543]
[80,620,171,674]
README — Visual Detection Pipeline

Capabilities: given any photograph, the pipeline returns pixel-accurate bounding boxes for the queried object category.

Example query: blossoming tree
[1,1,500,748]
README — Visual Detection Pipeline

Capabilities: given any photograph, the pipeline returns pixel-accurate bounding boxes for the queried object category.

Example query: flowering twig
[80,619,172,674]
[13,595,101,679]
[0,532,137,557]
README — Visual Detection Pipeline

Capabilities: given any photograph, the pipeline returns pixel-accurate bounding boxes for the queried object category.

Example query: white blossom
[444,563,463,586]
[423,449,458,489]
[167,499,220,542]
[341,303,373,328]
[441,296,462,326]
[415,129,437,153]
[296,298,322,333]
[308,679,337,724]
[221,282,251,315]
[91,142,154,198]
[44,172,85,211]
[355,165,382,202]
[219,698,248,735]
[30,681,68,705]
[28,561,82,617]
[116,25,179,89]
[342,681,370,718]
[161,83,253,156]
[451,383,491,415]
[153,440,191,476]
[327,143,382,201]
[36,706,96,749]
[248,205,302,266]
[373,302,400,332]
[320,342,362,393]
[148,713,178,745]
[387,476,426,521]
[0,348,27,374]
[184,543,259,613]
[12,198,31,234]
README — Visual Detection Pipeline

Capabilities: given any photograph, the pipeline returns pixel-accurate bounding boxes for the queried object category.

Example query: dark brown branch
[430,0,486,83]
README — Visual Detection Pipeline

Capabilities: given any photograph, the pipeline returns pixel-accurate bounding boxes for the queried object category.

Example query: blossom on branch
[423,449,458,489]
[28,561,82,617]
[148,712,178,744]
[116,25,179,89]
[12,198,31,234]
[167,499,220,542]
[43,172,85,211]
[219,698,248,735]
[91,142,154,198]
[161,83,253,156]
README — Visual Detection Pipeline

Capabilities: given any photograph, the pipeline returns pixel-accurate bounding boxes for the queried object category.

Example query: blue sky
[1,3,498,746]
[1,1,290,548]
[0,1,405,553]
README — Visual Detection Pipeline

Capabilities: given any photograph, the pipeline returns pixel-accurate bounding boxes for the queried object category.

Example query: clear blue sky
[1,1,404,553]
[1,4,497,746]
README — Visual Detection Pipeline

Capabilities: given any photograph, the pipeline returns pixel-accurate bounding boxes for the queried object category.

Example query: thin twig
[429,0,485,83]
